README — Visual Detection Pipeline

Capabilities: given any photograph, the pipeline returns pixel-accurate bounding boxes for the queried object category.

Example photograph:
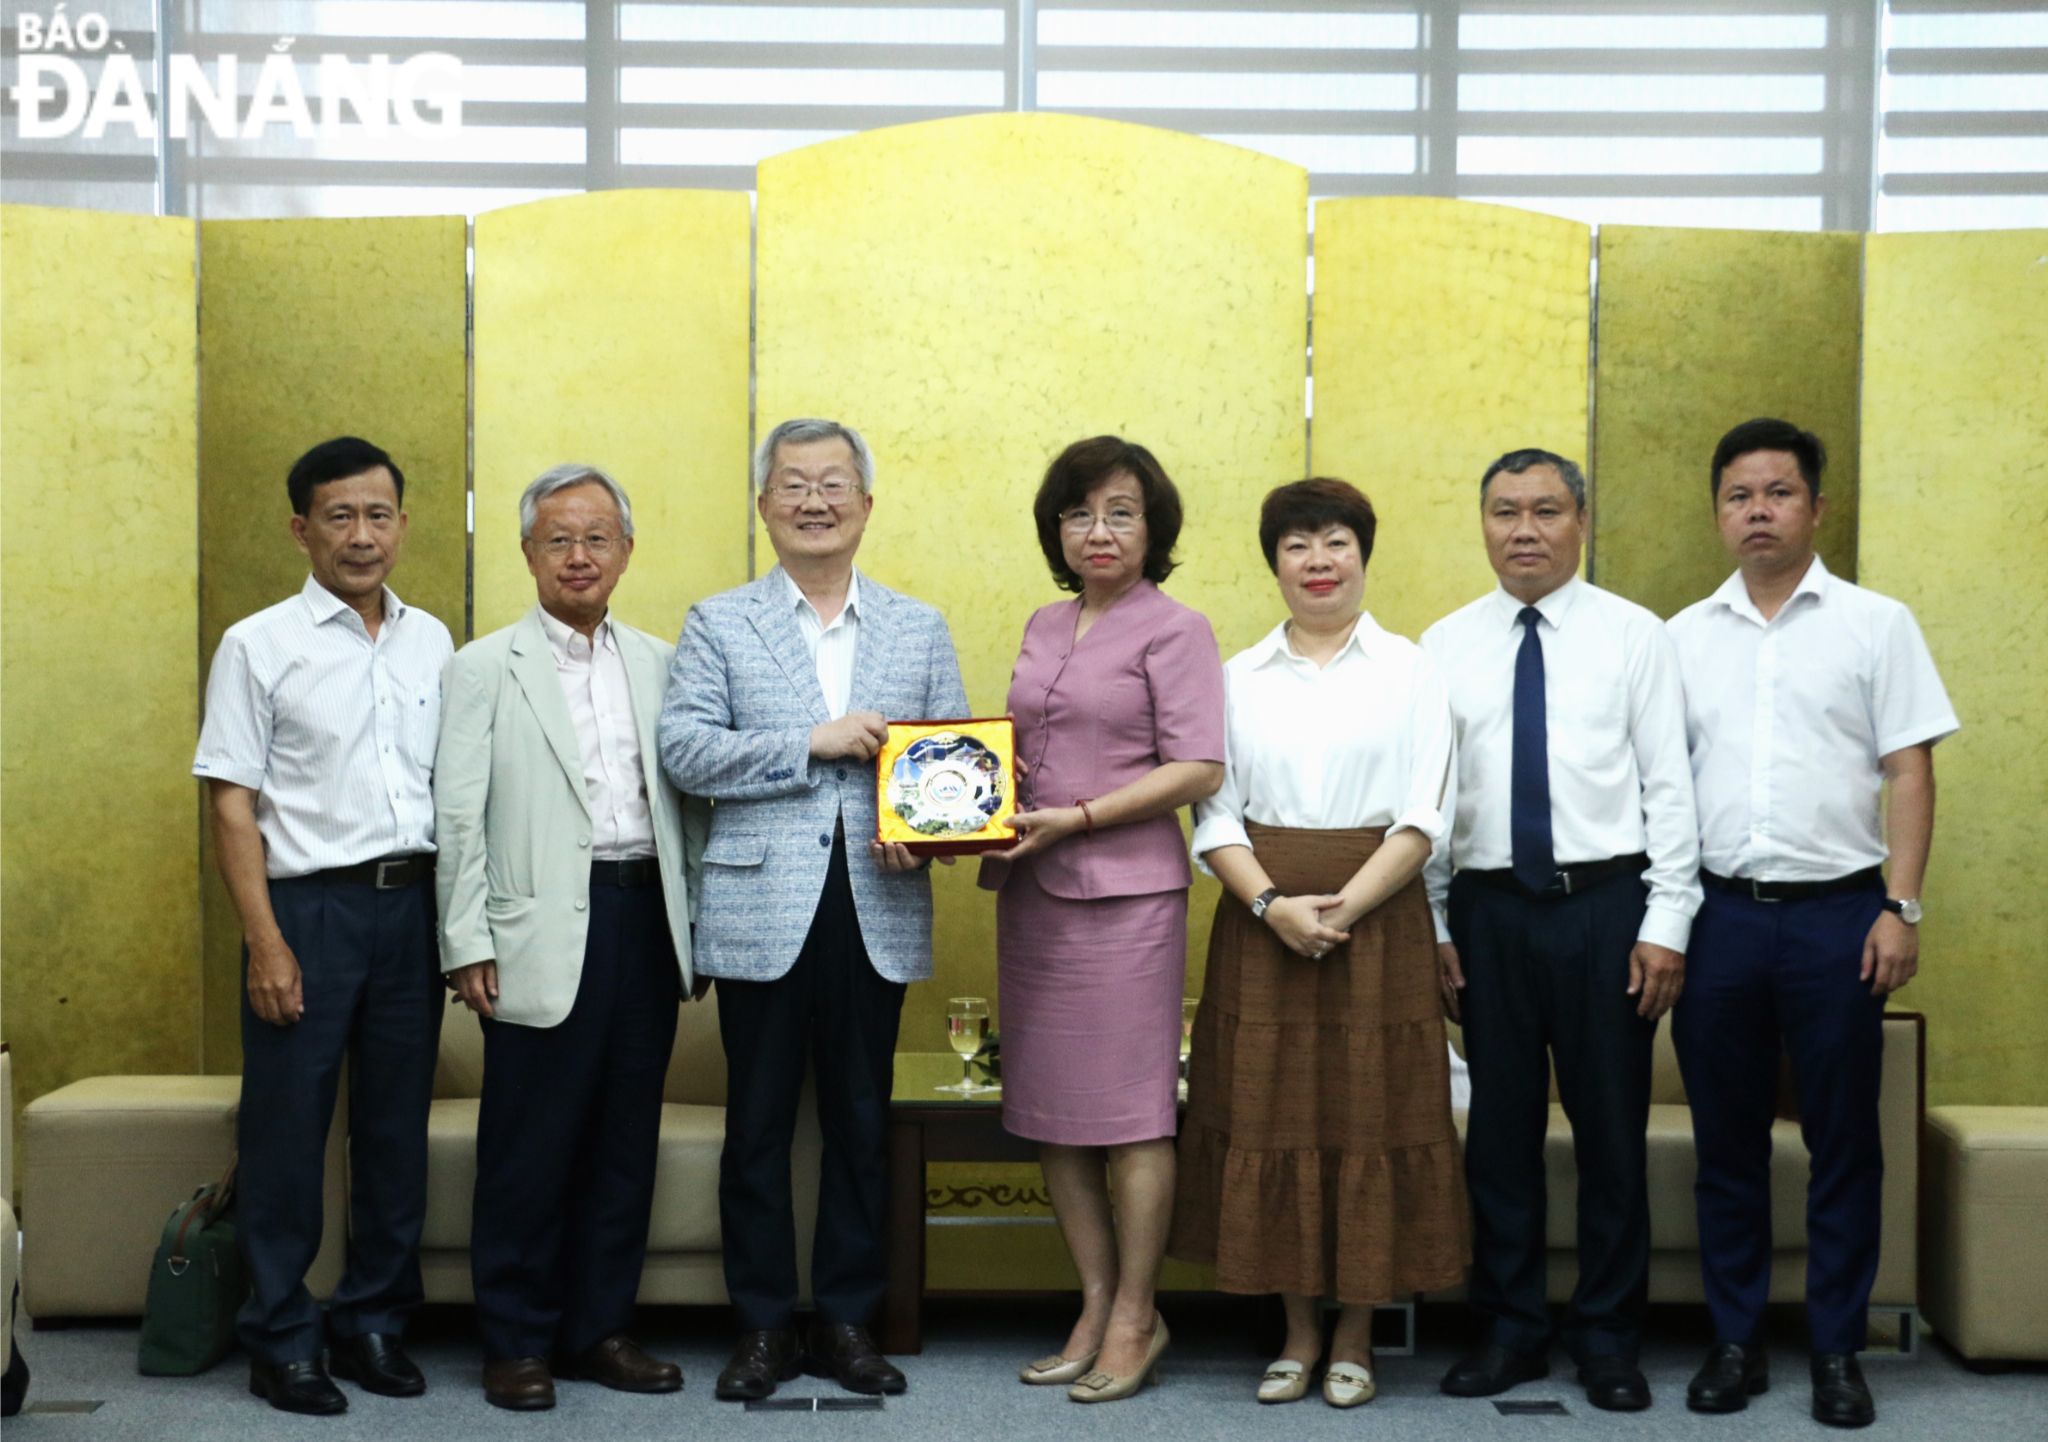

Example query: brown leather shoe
[483,1357,555,1411]
[555,1335,682,1394]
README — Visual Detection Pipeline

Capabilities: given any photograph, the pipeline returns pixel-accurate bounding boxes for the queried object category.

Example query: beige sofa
[4,1048,19,1375]
[415,991,821,1306]
[1922,1105,2048,1363]
[1446,1013,1922,1335]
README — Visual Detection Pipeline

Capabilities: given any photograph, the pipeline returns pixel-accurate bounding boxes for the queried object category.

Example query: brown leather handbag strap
[169,1155,238,1266]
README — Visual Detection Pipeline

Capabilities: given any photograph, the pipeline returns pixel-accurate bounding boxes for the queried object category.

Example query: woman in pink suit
[980,437,1226,1403]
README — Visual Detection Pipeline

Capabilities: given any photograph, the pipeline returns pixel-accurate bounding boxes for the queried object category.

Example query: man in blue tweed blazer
[658,418,967,1402]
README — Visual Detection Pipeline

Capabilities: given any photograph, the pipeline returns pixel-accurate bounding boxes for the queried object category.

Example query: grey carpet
[9,1301,2043,1441]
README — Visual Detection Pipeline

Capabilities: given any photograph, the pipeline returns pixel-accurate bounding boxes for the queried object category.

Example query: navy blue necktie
[1511,606,1556,892]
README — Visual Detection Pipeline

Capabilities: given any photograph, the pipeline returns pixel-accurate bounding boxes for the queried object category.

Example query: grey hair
[519,463,635,539]
[1480,447,1588,511]
[752,418,875,495]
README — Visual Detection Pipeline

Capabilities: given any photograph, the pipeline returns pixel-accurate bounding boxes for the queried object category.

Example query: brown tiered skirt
[1170,823,1470,1303]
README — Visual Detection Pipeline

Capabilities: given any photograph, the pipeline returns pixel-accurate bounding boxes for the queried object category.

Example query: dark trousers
[236,874,443,1363]
[715,833,906,1331]
[1451,868,1656,1361]
[470,878,680,1361]
[1673,883,1886,1355]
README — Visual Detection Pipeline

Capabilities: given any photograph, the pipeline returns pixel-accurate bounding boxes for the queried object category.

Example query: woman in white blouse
[1168,479,1470,1408]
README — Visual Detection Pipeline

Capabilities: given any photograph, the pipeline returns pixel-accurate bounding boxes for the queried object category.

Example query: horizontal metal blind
[1878,0,2048,229]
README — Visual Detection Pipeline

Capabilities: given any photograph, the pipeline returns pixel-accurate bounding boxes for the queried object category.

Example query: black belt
[1463,852,1649,900]
[301,854,435,890]
[1701,867,1883,903]
[591,858,660,888]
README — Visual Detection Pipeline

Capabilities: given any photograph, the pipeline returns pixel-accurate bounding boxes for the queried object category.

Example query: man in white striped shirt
[193,437,453,1417]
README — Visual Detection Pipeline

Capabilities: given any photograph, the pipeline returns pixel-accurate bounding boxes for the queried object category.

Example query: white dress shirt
[193,575,453,878]
[537,607,657,860]
[1421,578,1701,952]
[1191,612,1454,867]
[1667,556,1958,882]
[784,566,860,720]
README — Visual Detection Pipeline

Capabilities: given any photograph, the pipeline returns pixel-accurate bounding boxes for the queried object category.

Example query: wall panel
[1312,198,1590,640]
[1860,230,2048,1106]
[197,216,469,1071]
[1,206,201,1118]
[1594,226,1862,617]
[756,112,1309,1080]
[472,190,751,638]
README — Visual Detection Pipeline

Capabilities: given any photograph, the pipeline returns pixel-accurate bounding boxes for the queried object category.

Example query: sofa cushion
[422,1098,725,1252]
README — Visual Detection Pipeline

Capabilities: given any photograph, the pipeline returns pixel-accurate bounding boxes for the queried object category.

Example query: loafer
[1256,1358,1310,1404]
[328,1331,425,1398]
[1068,1313,1168,1404]
[483,1357,555,1412]
[1688,1342,1769,1413]
[1323,1359,1376,1408]
[554,1334,681,1394]
[1440,1343,1549,1397]
[1021,1347,1099,1386]
[1811,1352,1876,1429]
[1578,1355,1651,1412]
[715,1328,803,1402]
[249,1358,347,1416]
[806,1321,907,1396]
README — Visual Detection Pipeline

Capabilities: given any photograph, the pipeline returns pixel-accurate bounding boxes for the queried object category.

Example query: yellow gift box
[875,717,1019,856]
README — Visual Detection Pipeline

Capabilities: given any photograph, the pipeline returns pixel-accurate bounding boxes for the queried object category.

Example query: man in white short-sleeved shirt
[193,437,452,1417]
[1667,419,1957,1430]
[1422,448,1699,1414]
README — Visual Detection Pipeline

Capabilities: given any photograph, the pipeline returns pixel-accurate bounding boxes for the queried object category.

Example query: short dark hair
[1710,417,1825,500]
[1480,448,1587,510]
[1258,478,1377,573]
[287,436,405,516]
[1031,436,1183,594]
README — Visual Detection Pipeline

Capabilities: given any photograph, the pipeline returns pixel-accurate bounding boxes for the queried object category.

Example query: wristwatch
[1881,897,1923,925]
[1250,887,1281,921]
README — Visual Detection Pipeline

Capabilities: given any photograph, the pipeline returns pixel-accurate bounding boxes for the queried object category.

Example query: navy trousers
[1451,868,1656,1362]
[470,876,680,1361]
[236,874,442,1364]
[1673,882,1887,1355]
[714,832,906,1331]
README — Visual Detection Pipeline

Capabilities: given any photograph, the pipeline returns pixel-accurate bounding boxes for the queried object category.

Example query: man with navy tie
[1423,448,1699,1413]
[1669,419,1956,1429]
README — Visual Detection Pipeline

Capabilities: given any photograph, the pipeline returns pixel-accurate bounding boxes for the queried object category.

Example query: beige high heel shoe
[1019,1348,1099,1386]
[1068,1315,1169,1403]
[1257,1359,1311,1403]
[1323,1358,1377,1408]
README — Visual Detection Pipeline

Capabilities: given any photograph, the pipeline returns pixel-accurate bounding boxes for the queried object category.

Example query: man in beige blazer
[434,464,707,1412]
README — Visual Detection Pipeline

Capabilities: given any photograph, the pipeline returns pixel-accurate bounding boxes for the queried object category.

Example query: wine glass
[938,996,992,1095]
[1179,996,1199,1099]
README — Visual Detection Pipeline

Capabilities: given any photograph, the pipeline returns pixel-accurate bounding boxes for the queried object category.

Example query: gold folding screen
[1312,198,1591,641]
[1860,230,2048,1107]
[195,216,469,1070]
[1,207,202,1116]
[472,190,751,639]
[1593,227,1863,619]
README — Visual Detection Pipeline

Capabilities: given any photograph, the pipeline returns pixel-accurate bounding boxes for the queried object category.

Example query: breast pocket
[406,685,442,768]
[1553,678,1629,770]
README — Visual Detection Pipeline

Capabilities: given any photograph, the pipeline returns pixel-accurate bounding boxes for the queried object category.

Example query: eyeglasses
[1058,506,1144,535]
[535,533,619,557]
[770,477,864,504]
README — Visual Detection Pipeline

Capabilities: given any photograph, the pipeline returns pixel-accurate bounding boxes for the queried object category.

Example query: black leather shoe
[1578,1355,1651,1412]
[805,1322,907,1396]
[249,1358,348,1416]
[1688,1342,1769,1413]
[1811,1352,1875,1428]
[715,1329,803,1402]
[1440,1344,1549,1397]
[327,1332,426,1398]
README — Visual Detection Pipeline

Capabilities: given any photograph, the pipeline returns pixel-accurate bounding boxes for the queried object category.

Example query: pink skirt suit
[979,581,1226,1146]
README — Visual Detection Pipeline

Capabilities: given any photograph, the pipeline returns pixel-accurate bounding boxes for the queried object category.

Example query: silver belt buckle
[1559,868,1575,896]
[1749,877,1778,903]
[374,858,407,890]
